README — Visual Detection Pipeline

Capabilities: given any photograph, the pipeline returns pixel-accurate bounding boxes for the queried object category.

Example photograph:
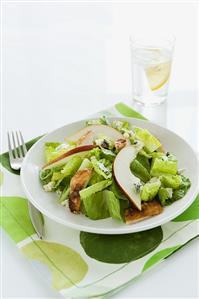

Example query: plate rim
[20,116,199,234]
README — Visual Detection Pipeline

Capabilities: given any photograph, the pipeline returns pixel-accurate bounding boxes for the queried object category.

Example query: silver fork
[7,131,44,239]
[7,131,27,170]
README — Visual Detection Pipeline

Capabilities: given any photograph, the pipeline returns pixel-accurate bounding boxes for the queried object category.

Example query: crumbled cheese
[112,120,124,131]
[123,132,130,139]
[61,200,68,206]
[167,188,173,198]
[94,138,103,146]
[43,181,55,192]
[56,189,62,196]
[55,143,69,151]
[133,182,142,193]
[98,162,110,175]
[178,168,185,175]
[161,156,168,161]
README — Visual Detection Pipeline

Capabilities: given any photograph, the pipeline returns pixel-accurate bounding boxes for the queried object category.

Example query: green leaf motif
[21,240,88,290]
[142,245,181,272]
[115,102,147,120]
[173,194,199,222]
[0,196,35,243]
[80,227,163,264]
[0,135,43,175]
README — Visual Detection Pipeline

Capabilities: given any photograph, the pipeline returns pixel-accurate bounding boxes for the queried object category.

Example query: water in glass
[131,46,173,105]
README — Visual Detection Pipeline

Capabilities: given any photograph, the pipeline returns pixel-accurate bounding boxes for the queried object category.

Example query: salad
[39,117,191,224]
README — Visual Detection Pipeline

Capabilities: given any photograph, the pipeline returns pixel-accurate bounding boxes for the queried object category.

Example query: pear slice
[113,142,144,210]
[43,145,96,170]
[66,125,126,145]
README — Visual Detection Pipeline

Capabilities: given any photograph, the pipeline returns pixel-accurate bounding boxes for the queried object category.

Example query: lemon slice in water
[145,61,171,91]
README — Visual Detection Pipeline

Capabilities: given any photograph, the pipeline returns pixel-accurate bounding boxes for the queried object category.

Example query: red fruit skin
[42,144,96,169]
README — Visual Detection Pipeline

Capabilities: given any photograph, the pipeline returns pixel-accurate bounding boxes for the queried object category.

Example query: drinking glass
[130,35,175,106]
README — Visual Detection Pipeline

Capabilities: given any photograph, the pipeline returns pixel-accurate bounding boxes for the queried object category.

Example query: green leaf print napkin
[0,102,199,299]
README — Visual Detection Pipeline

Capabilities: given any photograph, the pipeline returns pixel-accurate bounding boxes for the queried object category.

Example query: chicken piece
[69,168,92,213]
[70,169,92,192]
[124,200,163,224]
[115,138,127,151]
[68,190,81,213]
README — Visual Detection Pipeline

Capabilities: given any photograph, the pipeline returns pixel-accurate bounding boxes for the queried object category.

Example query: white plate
[21,117,198,234]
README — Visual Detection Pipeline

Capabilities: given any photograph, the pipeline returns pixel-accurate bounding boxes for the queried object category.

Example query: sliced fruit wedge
[66,124,127,145]
[113,142,144,210]
[43,145,96,170]
[145,61,171,91]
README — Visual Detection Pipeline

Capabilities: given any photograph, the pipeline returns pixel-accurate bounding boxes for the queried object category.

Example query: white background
[1,1,198,143]
[1,1,199,299]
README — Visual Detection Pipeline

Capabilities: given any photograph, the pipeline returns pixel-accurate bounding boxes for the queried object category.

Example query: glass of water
[130,35,175,106]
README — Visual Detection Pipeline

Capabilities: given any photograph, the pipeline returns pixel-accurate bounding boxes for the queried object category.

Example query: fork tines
[7,131,27,159]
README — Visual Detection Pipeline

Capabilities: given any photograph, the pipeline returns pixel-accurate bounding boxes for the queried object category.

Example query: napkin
[1,102,198,299]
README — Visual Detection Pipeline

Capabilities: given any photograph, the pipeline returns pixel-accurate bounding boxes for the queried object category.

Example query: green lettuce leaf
[103,190,122,220]
[87,146,115,162]
[82,190,122,220]
[134,127,161,152]
[82,192,110,220]
[109,180,128,201]
[119,199,131,220]
[158,175,191,205]
[130,159,150,183]
[150,157,178,177]
[111,120,130,133]
[172,176,191,201]
[78,158,93,170]
[88,171,104,185]
[139,149,164,159]
[158,187,173,205]
[49,156,82,190]
[80,180,112,199]
[58,185,70,203]
[44,142,74,163]
[100,148,116,161]
[86,147,102,160]
[52,172,63,181]
[160,174,182,189]
[140,178,161,201]
[90,157,112,179]
[136,154,151,172]
[61,156,82,176]
[39,168,53,185]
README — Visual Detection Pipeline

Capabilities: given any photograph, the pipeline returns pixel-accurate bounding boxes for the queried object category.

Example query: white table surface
[1,91,199,299]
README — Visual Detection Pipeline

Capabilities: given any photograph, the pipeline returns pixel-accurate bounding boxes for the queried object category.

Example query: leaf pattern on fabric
[173,194,199,222]
[0,102,199,299]
[142,245,181,272]
[21,240,88,290]
[115,102,147,120]
[0,196,35,242]
[80,227,163,264]
[0,135,43,175]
